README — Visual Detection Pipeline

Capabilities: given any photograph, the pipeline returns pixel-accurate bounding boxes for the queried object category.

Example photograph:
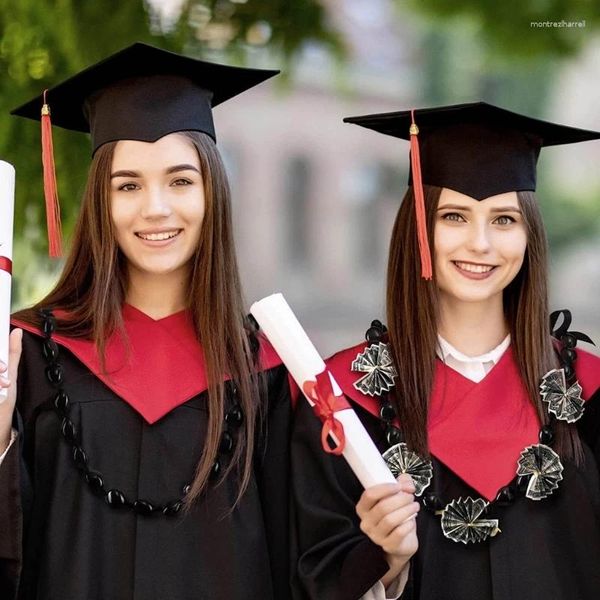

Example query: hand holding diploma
[356,474,419,588]
[0,160,22,454]
[250,293,395,488]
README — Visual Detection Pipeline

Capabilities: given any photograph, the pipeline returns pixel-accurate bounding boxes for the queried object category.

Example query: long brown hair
[386,185,581,460]
[14,131,262,504]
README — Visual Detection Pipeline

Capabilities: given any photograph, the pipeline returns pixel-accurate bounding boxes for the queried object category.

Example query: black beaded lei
[38,308,245,517]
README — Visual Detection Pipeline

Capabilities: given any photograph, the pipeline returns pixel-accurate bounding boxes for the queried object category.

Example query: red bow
[0,256,12,275]
[303,370,349,455]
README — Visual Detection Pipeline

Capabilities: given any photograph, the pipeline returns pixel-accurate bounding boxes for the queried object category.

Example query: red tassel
[409,109,432,280]
[41,90,63,258]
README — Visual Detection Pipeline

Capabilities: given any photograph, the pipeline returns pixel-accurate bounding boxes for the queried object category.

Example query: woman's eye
[118,183,139,192]
[172,178,193,186]
[441,212,465,222]
[494,215,515,225]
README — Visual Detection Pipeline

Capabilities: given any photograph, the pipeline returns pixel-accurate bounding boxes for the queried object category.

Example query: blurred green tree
[181,0,344,66]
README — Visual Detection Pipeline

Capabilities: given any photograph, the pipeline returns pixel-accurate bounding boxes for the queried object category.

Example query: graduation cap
[11,42,279,257]
[344,102,600,279]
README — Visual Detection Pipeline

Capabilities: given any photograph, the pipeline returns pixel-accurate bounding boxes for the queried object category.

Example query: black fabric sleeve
[0,422,23,600]
[291,397,390,600]
[0,330,37,600]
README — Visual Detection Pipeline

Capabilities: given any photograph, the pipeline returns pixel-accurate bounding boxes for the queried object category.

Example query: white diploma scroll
[251,293,395,489]
[0,161,15,403]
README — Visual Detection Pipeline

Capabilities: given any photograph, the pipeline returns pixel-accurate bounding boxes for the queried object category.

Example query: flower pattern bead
[540,368,585,423]
[517,444,564,501]
[351,342,397,396]
[382,442,433,497]
[440,497,500,544]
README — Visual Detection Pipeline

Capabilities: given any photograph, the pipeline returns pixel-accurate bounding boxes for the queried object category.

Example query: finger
[356,483,401,518]
[0,361,6,373]
[396,473,416,493]
[361,497,419,544]
[383,518,419,556]
[0,376,10,388]
[7,329,23,383]
[367,491,416,524]
[375,502,420,538]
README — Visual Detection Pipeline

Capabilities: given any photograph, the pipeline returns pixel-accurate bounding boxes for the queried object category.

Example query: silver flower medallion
[516,443,564,501]
[351,342,397,397]
[382,443,433,496]
[440,497,500,544]
[539,368,585,423]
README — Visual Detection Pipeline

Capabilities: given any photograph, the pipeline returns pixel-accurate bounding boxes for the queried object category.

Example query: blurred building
[212,0,422,355]
[209,0,600,356]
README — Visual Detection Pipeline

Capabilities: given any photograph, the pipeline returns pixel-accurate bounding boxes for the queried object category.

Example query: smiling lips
[135,229,182,241]
[452,260,497,280]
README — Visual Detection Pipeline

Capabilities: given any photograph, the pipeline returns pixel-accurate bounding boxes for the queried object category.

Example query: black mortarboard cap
[11,42,279,153]
[344,101,600,200]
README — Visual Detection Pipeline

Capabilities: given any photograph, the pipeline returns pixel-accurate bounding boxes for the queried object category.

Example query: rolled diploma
[251,293,395,488]
[0,161,15,402]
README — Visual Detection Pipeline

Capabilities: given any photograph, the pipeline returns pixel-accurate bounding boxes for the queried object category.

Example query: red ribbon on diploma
[303,370,350,455]
[0,257,12,275]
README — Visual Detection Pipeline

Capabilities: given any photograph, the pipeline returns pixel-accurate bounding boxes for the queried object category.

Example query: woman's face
[110,133,205,280]
[434,188,528,306]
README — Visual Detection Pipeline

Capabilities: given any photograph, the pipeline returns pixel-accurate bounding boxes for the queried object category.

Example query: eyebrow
[437,204,522,214]
[489,206,522,214]
[110,164,201,179]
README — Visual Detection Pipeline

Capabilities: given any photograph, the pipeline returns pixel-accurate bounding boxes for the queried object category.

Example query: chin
[454,290,500,304]
[440,281,503,305]
[136,260,188,277]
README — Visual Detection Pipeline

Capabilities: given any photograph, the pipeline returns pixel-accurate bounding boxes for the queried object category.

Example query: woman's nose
[140,187,172,219]
[466,222,492,254]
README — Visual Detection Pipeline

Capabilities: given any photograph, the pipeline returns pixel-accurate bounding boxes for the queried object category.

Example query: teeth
[454,261,494,274]
[137,230,180,241]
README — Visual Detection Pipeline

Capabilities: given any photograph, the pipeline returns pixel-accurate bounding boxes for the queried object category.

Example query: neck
[438,293,508,356]
[125,267,190,320]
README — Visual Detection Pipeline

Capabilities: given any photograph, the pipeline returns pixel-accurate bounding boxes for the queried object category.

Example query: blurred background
[1,0,599,357]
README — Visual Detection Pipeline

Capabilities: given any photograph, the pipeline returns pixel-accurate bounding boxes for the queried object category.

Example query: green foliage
[182,0,345,67]
[538,183,600,251]
[416,21,560,108]
[406,0,600,59]
[0,0,161,253]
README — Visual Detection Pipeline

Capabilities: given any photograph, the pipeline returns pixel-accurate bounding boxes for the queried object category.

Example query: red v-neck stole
[12,304,282,424]
[428,348,539,500]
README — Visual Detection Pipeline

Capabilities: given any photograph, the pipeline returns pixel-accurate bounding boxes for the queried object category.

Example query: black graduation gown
[291,340,600,600]
[0,328,293,600]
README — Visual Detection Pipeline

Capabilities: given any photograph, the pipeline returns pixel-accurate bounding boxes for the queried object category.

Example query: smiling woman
[292,103,600,600]
[0,43,293,600]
